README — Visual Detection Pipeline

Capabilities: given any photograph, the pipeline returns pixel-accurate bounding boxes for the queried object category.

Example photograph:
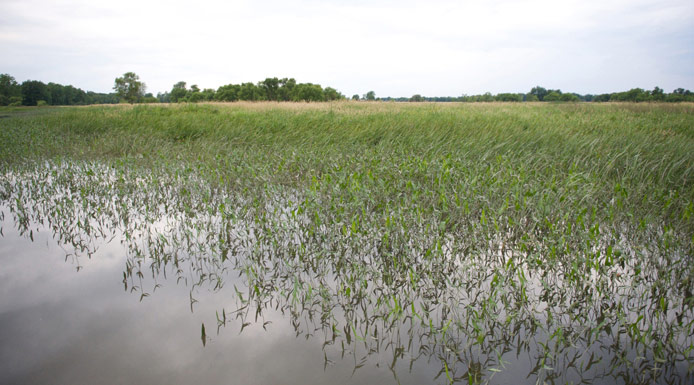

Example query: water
[1,161,692,384]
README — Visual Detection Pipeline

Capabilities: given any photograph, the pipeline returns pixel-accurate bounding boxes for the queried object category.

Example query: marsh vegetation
[1,102,692,384]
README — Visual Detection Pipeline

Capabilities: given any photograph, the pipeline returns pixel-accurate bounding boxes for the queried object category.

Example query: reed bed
[0,102,692,384]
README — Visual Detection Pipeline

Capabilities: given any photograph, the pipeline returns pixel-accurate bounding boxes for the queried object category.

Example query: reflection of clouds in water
[0,216,433,385]
[1,161,692,385]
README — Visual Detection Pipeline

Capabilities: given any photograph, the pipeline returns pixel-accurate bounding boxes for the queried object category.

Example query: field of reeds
[1,101,693,384]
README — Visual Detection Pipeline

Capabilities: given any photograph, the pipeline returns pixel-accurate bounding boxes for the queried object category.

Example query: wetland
[1,102,693,384]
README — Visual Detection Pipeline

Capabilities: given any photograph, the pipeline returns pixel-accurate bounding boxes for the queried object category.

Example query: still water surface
[1,162,692,384]
[0,208,440,384]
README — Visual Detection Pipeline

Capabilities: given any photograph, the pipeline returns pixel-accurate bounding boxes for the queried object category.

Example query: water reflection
[1,161,692,384]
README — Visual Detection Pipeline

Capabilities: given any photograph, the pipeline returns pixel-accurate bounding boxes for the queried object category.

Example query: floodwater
[0,162,692,384]
[0,210,438,385]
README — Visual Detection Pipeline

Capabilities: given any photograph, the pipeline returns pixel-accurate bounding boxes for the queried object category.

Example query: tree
[216,84,240,102]
[543,91,561,101]
[21,80,50,106]
[323,87,342,101]
[0,74,21,105]
[365,91,376,101]
[260,77,280,101]
[170,81,188,103]
[292,83,325,102]
[239,82,264,101]
[529,86,548,101]
[410,94,424,102]
[559,93,579,102]
[495,93,522,102]
[277,78,296,101]
[157,92,171,103]
[652,87,664,101]
[114,72,145,103]
[352,94,360,101]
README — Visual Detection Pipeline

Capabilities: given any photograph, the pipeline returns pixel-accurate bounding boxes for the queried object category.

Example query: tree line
[0,74,118,106]
[2,72,693,106]
[155,77,345,103]
[391,86,694,103]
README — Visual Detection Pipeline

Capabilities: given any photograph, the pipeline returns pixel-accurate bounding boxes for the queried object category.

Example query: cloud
[1,0,692,96]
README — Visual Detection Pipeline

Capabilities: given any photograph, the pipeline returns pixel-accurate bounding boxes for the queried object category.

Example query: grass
[0,101,693,384]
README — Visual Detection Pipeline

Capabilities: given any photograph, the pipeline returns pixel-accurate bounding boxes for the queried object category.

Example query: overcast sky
[1,0,692,97]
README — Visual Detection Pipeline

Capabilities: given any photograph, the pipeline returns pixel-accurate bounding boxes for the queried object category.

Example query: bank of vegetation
[1,72,693,106]
[0,102,692,384]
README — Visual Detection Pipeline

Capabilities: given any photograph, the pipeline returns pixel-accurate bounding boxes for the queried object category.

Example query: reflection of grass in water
[0,102,693,384]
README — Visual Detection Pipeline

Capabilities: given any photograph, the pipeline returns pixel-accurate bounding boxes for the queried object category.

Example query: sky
[1,0,692,97]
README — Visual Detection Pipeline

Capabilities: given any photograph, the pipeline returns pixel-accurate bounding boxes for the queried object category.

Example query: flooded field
[1,103,693,384]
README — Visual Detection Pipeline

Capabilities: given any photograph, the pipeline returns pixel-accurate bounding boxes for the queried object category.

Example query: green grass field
[1,101,693,383]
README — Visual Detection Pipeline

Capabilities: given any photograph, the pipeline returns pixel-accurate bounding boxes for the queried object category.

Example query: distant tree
[201,88,216,101]
[479,92,494,102]
[0,74,21,105]
[323,87,342,101]
[170,81,188,103]
[665,89,693,102]
[114,72,145,103]
[495,93,522,102]
[529,86,548,101]
[259,77,280,101]
[410,94,424,102]
[545,91,564,101]
[292,83,325,102]
[610,88,649,102]
[157,92,171,103]
[216,84,241,102]
[525,93,539,102]
[365,91,376,101]
[141,93,158,103]
[239,82,264,101]
[352,94,360,101]
[651,86,665,101]
[593,94,611,102]
[277,78,296,101]
[559,93,579,102]
[21,80,50,106]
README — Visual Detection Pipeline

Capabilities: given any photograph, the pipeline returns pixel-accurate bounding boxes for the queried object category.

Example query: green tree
[543,91,561,101]
[323,87,342,101]
[170,81,188,103]
[0,74,21,105]
[529,86,548,101]
[559,93,580,102]
[21,80,50,106]
[216,84,241,102]
[495,93,522,102]
[277,78,296,101]
[410,94,423,102]
[114,72,145,103]
[652,86,665,101]
[187,84,203,102]
[239,82,264,101]
[352,94,360,101]
[292,83,325,102]
[365,91,376,101]
[479,92,494,102]
[157,92,171,103]
[260,77,280,101]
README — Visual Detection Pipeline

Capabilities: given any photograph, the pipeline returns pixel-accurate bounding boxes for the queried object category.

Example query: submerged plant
[0,102,692,384]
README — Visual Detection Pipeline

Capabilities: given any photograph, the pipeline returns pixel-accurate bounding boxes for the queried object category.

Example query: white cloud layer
[1,0,692,97]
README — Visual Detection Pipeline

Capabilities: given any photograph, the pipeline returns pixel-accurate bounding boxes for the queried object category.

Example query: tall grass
[1,101,692,384]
